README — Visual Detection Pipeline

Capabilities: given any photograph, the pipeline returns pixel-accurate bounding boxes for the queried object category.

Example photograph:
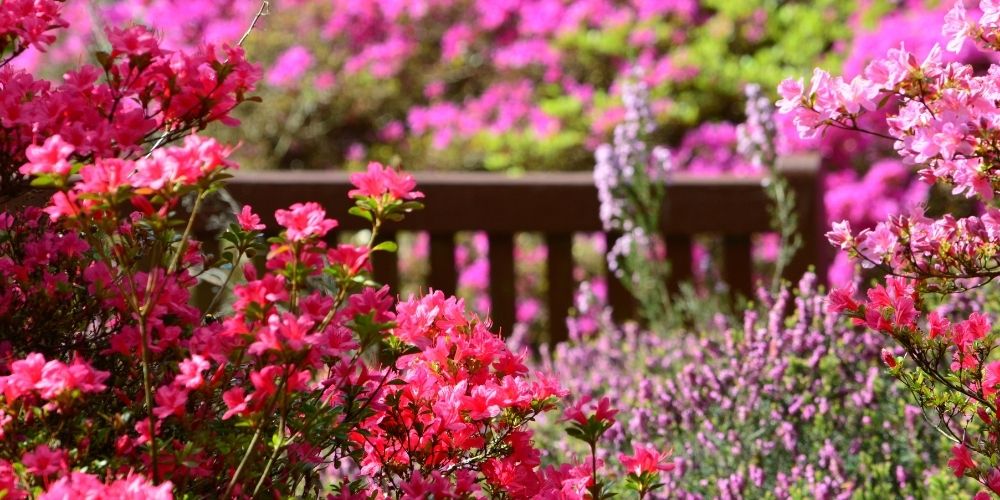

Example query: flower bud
[881,348,897,369]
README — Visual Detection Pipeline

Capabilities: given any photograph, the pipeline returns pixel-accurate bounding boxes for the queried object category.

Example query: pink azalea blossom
[237,205,265,231]
[274,202,338,242]
[19,135,75,176]
[22,445,67,477]
[348,162,424,201]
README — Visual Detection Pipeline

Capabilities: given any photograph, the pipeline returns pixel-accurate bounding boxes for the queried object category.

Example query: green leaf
[29,176,55,187]
[349,206,374,222]
[372,240,398,253]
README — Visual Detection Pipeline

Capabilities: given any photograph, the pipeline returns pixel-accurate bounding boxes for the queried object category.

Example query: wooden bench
[226,154,825,342]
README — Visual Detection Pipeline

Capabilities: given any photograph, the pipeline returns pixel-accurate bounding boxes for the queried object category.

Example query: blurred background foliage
[27,0,949,176]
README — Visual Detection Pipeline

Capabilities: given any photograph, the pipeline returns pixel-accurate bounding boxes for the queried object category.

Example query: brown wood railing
[226,154,825,342]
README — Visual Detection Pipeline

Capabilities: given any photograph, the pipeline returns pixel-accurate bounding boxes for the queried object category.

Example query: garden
[3,0,1000,498]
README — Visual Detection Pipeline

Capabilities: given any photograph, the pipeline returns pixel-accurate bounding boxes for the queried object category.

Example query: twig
[238,1,271,48]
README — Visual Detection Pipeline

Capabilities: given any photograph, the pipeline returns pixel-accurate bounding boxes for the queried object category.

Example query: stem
[204,252,242,314]
[252,365,291,497]
[137,319,159,482]
[223,375,288,497]
[589,441,599,499]
[238,1,271,47]
[316,219,381,333]
[252,405,286,497]
[167,190,206,275]
[224,419,265,498]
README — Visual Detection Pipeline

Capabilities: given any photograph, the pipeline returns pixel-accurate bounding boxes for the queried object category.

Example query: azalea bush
[780,1,1000,496]
[0,135,586,497]
[0,3,678,498]
[528,272,971,498]
[0,0,258,198]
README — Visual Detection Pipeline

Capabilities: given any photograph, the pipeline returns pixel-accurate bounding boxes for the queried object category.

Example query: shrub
[781,1,1000,496]
[1,3,665,497]
[527,273,969,498]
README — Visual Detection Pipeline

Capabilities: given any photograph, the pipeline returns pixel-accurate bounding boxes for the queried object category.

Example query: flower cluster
[0,0,259,197]
[781,2,1000,496]
[593,75,674,326]
[1,7,651,497]
[0,0,66,64]
[2,123,608,496]
[530,273,969,498]
[778,2,1000,202]
[358,291,566,495]
[0,353,108,405]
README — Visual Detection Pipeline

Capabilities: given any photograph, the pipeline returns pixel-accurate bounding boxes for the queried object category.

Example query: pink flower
[942,1,970,53]
[249,312,317,354]
[328,244,371,274]
[954,312,992,351]
[0,353,107,402]
[22,445,67,477]
[77,158,132,194]
[175,355,210,389]
[349,162,424,201]
[464,384,502,420]
[237,205,265,231]
[563,395,617,426]
[43,191,80,221]
[250,366,282,400]
[776,78,803,113]
[825,220,853,250]
[984,361,1000,396]
[0,353,45,402]
[274,202,338,242]
[618,444,675,476]
[266,45,314,87]
[982,0,1000,26]
[865,277,919,332]
[153,385,188,419]
[987,468,1000,495]
[41,472,172,500]
[105,473,173,499]
[0,459,22,498]
[20,135,75,177]
[928,311,951,339]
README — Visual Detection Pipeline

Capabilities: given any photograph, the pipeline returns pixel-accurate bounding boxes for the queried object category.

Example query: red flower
[618,443,675,476]
[826,285,859,314]
[948,444,977,477]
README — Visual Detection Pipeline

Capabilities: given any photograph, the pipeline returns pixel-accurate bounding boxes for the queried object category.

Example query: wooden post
[545,233,574,344]
[428,232,457,296]
[488,233,516,337]
[777,154,825,286]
